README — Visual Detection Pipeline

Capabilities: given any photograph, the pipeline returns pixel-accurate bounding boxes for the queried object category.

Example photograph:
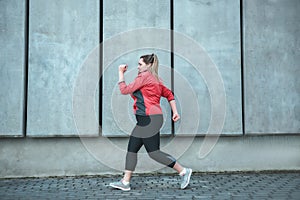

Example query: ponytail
[140,53,160,81]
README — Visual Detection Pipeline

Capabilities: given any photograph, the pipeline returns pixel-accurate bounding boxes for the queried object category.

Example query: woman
[109,54,192,191]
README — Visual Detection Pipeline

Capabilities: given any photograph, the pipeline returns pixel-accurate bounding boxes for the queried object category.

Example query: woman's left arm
[161,84,180,122]
[170,100,180,122]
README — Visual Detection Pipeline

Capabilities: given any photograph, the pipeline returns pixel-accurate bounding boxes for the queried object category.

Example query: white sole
[109,183,131,191]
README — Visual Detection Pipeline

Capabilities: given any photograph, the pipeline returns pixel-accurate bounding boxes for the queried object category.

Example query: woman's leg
[141,115,186,174]
[173,162,184,173]
[124,133,143,182]
[110,126,143,191]
[143,133,192,189]
[143,132,177,168]
[123,115,151,182]
[123,170,132,182]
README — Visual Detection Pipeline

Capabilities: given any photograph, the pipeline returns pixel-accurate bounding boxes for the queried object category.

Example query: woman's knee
[148,151,176,168]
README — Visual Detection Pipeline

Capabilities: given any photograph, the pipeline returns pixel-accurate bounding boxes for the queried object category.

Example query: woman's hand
[169,100,180,122]
[119,64,128,73]
[172,112,180,122]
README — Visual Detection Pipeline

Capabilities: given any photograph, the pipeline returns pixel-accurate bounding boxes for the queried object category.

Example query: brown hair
[140,53,160,81]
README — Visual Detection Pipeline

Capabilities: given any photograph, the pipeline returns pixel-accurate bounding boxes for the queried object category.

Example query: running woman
[109,54,192,191]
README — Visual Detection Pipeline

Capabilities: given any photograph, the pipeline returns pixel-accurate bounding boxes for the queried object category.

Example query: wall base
[0,135,299,178]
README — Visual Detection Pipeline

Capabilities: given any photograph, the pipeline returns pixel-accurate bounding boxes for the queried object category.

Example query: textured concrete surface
[1,0,298,137]
[174,0,243,135]
[0,0,25,136]
[1,136,299,178]
[0,0,299,180]
[27,0,100,136]
[0,172,299,199]
[244,0,300,134]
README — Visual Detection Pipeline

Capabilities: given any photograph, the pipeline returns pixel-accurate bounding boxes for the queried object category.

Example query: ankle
[179,168,187,176]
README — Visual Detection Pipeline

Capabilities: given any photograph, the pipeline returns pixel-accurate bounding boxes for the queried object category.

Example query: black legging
[125,114,176,171]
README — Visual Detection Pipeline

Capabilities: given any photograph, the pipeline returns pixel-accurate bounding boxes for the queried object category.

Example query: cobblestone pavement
[0,172,299,200]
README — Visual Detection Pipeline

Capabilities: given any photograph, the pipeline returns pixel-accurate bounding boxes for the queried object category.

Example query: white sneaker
[180,168,192,189]
[109,179,131,191]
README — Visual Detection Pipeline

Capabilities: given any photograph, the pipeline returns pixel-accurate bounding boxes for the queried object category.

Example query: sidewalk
[0,171,299,199]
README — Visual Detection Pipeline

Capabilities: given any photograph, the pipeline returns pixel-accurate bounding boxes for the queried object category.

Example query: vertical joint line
[23,0,30,137]
[170,0,175,135]
[240,0,245,135]
[99,0,103,135]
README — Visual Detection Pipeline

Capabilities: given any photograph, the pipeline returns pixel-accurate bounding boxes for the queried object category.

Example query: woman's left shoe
[109,180,131,191]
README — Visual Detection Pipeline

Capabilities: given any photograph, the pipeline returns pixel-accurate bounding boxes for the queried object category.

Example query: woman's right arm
[118,65,144,95]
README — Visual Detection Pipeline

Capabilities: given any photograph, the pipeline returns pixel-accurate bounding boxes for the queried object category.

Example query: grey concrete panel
[102,0,171,136]
[27,0,100,136]
[0,0,26,137]
[174,0,242,135]
[244,0,300,134]
[1,135,300,177]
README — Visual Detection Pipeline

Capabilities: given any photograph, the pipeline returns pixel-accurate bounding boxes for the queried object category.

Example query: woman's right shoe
[180,168,192,189]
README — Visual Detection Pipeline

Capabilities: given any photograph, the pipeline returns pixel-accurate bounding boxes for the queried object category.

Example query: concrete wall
[244,0,300,134]
[0,136,299,178]
[27,0,100,136]
[102,0,172,136]
[0,0,25,137]
[0,0,299,177]
[174,0,242,135]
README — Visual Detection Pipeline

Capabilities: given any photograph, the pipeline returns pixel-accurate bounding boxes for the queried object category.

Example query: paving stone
[0,172,299,199]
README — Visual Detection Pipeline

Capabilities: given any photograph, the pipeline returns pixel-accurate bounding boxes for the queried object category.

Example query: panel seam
[99,0,103,136]
[240,0,245,135]
[170,0,175,135]
[23,0,30,137]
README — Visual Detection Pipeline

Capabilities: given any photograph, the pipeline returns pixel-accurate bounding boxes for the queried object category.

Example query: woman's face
[137,58,150,73]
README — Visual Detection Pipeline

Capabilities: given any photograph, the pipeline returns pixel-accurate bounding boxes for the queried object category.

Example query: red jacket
[119,71,174,116]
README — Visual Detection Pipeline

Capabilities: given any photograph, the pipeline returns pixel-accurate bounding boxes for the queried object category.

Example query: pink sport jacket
[119,71,175,116]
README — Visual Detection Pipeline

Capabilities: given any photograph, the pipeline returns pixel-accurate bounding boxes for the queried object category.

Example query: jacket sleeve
[119,73,145,95]
[161,84,175,102]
